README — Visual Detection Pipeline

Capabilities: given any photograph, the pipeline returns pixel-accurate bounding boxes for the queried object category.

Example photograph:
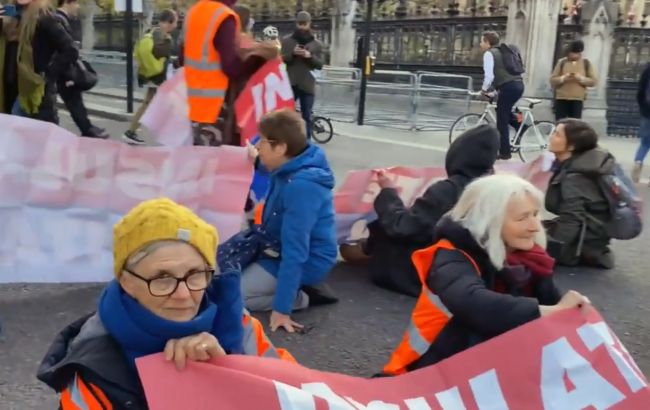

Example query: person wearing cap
[281,10,324,140]
[37,198,293,409]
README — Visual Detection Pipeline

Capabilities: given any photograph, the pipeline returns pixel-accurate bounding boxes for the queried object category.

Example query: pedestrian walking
[56,0,107,138]
[122,9,177,145]
[480,31,525,160]
[281,11,324,140]
[631,62,650,182]
[550,40,597,121]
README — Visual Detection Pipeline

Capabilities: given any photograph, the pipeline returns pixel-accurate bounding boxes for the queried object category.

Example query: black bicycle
[311,115,334,144]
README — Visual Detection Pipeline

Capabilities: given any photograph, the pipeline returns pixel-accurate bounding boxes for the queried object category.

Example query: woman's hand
[270,311,304,333]
[375,170,394,189]
[539,290,591,317]
[164,332,226,370]
[246,139,259,161]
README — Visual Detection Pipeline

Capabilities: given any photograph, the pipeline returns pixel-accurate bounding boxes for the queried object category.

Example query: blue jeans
[293,87,314,140]
[634,117,650,163]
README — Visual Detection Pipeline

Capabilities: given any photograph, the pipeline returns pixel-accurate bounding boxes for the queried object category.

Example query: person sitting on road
[545,119,615,269]
[37,198,293,409]
[122,9,178,145]
[340,125,500,297]
[242,109,338,333]
[382,174,590,375]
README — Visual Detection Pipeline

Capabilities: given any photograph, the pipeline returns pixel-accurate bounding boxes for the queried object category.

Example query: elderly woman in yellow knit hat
[37,198,292,409]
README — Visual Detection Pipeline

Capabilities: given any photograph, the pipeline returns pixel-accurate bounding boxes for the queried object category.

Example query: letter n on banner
[235,60,296,146]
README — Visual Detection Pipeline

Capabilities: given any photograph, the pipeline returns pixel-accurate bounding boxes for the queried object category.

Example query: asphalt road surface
[1,116,649,409]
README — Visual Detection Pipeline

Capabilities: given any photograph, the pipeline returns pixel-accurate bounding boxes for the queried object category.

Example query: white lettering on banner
[577,322,648,393]
[345,397,400,410]
[73,150,114,194]
[274,381,316,410]
[251,64,294,122]
[434,387,467,410]
[541,337,625,409]
[114,156,158,200]
[403,398,432,410]
[468,369,509,409]
[300,383,356,409]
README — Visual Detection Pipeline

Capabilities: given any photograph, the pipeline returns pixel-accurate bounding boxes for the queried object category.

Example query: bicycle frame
[476,102,548,150]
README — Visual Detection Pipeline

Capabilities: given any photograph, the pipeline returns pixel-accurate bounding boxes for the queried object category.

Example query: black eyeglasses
[124,268,215,297]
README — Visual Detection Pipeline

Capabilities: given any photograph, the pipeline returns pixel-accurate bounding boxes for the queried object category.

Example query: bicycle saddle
[525,98,542,106]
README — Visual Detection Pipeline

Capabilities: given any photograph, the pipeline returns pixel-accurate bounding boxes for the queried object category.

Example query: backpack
[498,43,525,76]
[134,32,165,79]
[597,162,643,240]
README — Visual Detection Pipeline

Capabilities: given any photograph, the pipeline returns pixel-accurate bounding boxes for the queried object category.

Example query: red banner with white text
[235,59,296,145]
[137,308,649,410]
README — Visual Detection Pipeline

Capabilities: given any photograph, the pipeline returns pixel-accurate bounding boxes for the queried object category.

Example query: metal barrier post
[356,0,373,126]
[125,0,134,113]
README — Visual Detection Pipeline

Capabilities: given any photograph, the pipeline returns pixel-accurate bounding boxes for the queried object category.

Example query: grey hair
[124,240,186,270]
[448,173,547,270]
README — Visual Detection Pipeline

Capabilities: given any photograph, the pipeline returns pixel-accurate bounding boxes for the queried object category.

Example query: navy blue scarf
[98,275,244,368]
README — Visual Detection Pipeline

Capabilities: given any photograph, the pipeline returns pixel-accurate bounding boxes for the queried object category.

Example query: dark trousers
[554,99,584,121]
[34,81,60,124]
[496,80,524,156]
[58,82,92,135]
[293,86,314,139]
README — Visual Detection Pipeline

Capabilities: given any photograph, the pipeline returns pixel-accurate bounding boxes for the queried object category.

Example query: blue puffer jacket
[258,144,337,314]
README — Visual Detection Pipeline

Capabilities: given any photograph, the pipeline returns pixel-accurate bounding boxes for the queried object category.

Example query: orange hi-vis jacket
[183,0,240,123]
[55,312,294,409]
[382,239,479,376]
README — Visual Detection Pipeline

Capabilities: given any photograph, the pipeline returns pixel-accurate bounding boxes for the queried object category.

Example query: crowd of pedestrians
[1,0,647,407]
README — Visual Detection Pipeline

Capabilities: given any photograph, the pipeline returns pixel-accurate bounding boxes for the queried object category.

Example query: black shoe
[122,130,146,145]
[84,126,109,139]
[498,153,513,160]
[301,283,339,306]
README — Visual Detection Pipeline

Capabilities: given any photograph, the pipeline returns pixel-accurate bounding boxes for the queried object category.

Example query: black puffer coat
[367,125,499,296]
[407,217,562,371]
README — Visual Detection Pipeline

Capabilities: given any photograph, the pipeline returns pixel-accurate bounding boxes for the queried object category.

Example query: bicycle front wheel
[517,121,555,162]
[311,116,334,144]
[449,114,489,144]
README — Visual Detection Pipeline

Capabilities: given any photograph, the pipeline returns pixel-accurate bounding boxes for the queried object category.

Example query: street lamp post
[125,0,134,113]
[356,0,374,126]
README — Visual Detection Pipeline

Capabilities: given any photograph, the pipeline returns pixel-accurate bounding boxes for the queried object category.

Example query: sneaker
[498,153,513,160]
[301,283,339,306]
[84,126,109,139]
[631,161,642,183]
[122,130,146,145]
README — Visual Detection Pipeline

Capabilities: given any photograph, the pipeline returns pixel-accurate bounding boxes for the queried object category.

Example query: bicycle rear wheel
[311,116,334,144]
[516,121,555,162]
[449,114,489,144]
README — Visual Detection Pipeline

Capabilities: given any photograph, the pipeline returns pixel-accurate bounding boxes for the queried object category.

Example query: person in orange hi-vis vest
[180,0,277,147]
[381,174,590,376]
[37,198,296,409]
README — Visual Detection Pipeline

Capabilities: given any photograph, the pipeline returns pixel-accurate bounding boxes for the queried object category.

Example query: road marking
[335,131,448,153]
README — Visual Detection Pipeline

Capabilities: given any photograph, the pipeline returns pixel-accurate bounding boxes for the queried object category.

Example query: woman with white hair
[382,174,591,375]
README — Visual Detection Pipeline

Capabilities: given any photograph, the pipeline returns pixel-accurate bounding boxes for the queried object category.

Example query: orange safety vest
[382,239,479,376]
[60,374,113,410]
[183,0,240,123]
[253,202,264,225]
[242,312,297,362]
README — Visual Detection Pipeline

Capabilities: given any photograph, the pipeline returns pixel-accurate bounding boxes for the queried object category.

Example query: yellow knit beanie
[113,198,218,278]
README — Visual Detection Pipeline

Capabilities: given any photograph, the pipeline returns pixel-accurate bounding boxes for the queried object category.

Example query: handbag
[217,225,280,272]
[68,59,98,91]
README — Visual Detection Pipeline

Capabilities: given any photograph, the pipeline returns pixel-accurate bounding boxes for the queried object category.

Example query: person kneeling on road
[239,109,338,333]
[37,198,293,409]
[382,174,590,376]
[340,125,499,297]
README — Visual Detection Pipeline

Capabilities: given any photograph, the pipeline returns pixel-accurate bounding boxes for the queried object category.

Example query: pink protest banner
[139,68,193,147]
[0,114,253,283]
[235,59,296,145]
[334,155,554,244]
[137,308,649,409]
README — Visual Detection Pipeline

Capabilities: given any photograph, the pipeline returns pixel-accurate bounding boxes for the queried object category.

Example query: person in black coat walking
[382,174,590,375]
[341,125,500,297]
[631,63,650,182]
[55,0,107,138]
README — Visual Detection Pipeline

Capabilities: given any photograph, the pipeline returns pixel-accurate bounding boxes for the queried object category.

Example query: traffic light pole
[356,0,373,126]
[125,0,134,113]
